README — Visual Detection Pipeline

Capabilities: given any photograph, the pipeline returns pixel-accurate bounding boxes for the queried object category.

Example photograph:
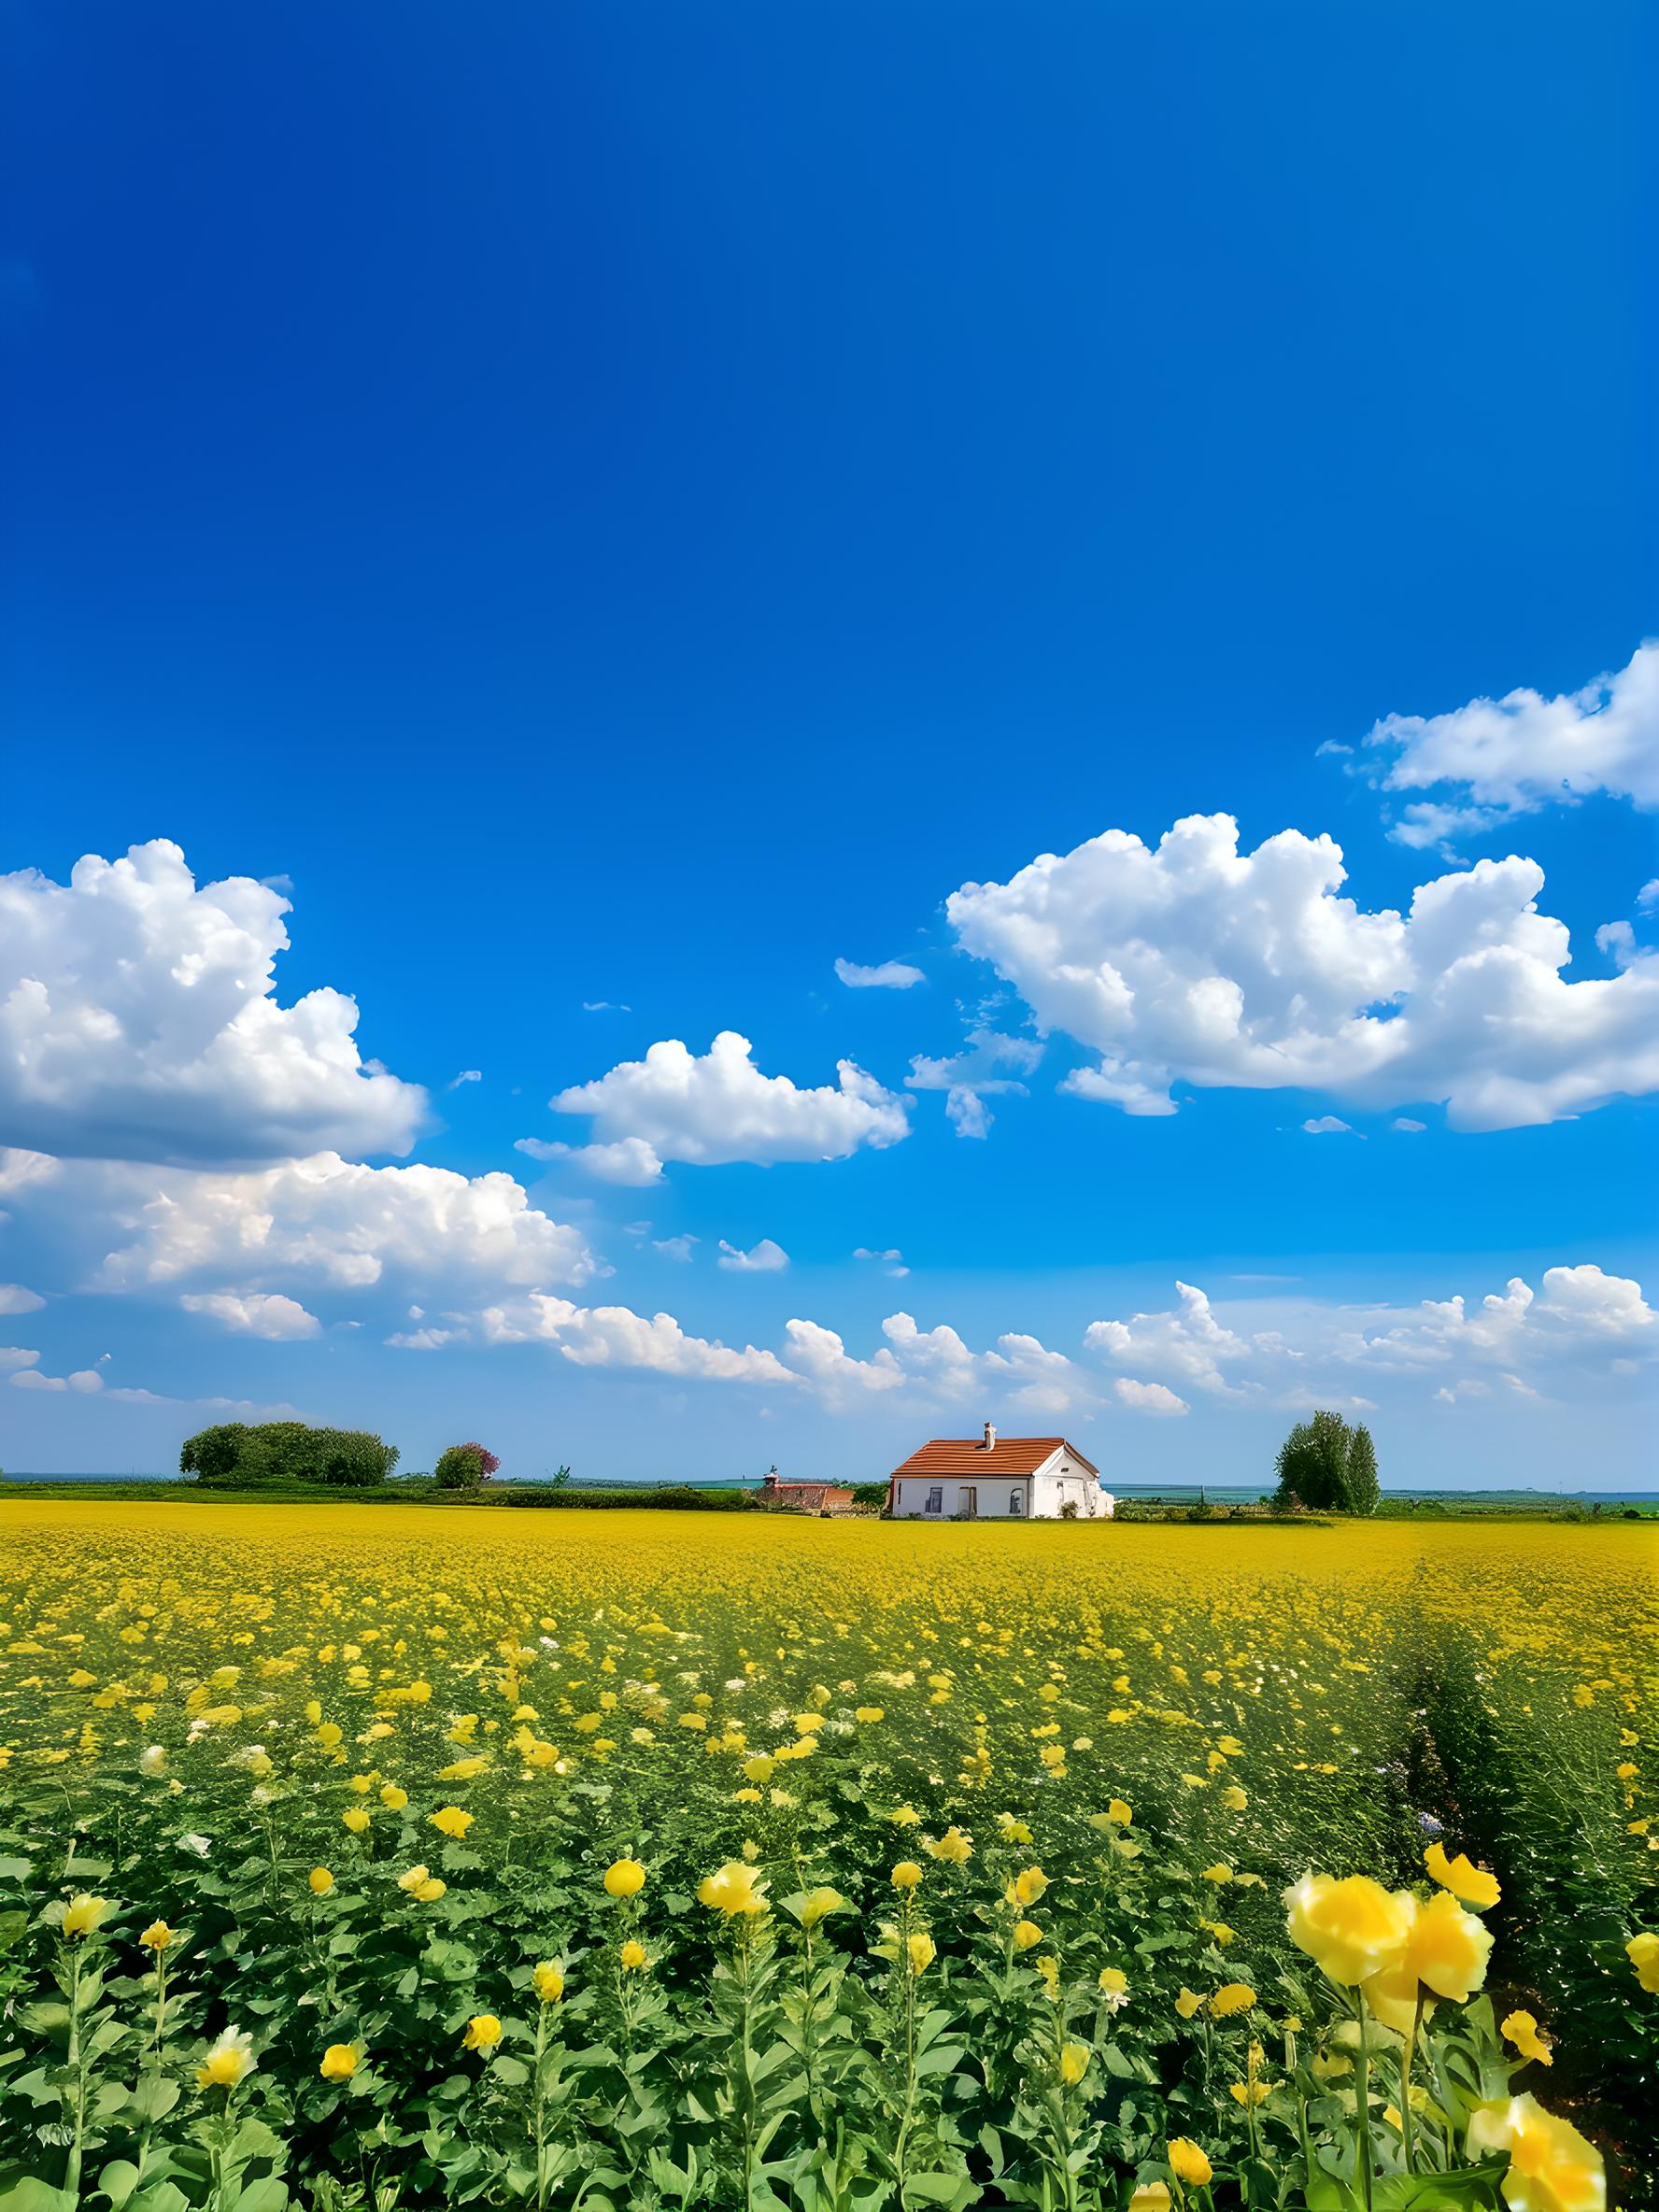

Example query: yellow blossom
[905,1930,936,1974]
[1167,2139,1212,2188]
[1284,1872,1414,1986]
[319,2043,360,2081]
[1626,1931,1659,1993]
[532,1961,565,2004]
[461,2014,503,2053]
[139,1920,177,1950]
[431,1806,473,1839]
[1501,2011,1554,2067]
[891,1860,923,1891]
[197,2027,256,2089]
[603,1856,646,1898]
[1466,2093,1604,2212]
[698,1860,768,1916]
[1424,1841,1501,1910]
[61,1893,111,1940]
[619,1938,649,1970]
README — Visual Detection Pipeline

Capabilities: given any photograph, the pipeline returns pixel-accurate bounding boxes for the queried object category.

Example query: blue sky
[3,3,1654,1484]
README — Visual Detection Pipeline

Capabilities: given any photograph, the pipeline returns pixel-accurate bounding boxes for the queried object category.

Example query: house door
[959,1485,976,1517]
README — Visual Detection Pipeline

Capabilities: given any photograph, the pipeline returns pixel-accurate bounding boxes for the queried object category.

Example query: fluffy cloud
[549,1031,911,1168]
[0,1283,45,1314]
[347,1260,1653,1418]
[1361,641,1659,845]
[90,1152,598,1296]
[717,1239,790,1272]
[1114,1378,1189,1416]
[856,1246,910,1279]
[1084,1265,1653,1405]
[947,813,1659,1129]
[1302,1115,1354,1136]
[514,1136,665,1184]
[906,1030,1042,1140]
[482,1295,796,1386]
[782,1318,904,1397]
[1085,1281,1256,1397]
[835,957,926,989]
[179,1290,321,1340]
[0,841,425,1166]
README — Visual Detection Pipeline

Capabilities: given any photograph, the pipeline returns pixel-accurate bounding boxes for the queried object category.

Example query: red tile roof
[888,1436,1099,1480]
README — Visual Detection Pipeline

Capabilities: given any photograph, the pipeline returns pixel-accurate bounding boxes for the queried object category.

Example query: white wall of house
[891,1450,1115,1521]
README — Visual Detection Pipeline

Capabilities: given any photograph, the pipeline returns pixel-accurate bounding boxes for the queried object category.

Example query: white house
[886,1424,1115,1520]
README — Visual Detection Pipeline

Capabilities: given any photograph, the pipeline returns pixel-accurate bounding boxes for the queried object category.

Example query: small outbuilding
[758,1467,857,1514]
[886,1424,1114,1520]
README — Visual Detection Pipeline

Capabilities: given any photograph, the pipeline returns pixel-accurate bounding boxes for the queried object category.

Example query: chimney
[980,1421,996,1451]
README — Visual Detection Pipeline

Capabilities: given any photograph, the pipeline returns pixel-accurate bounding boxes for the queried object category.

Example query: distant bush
[504,1485,757,1512]
[181,1422,399,1488]
[434,1441,500,1490]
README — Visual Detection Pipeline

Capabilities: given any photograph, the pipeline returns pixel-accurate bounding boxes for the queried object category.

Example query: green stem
[737,1923,756,2212]
[1399,1991,1424,2177]
[64,1943,87,2200]
[1354,1988,1376,2212]
[532,2001,549,2211]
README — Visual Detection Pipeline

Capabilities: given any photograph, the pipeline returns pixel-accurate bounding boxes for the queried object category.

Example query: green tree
[1345,1423,1381,1515]
[178,1423,250,1482]
[434,1442,487,1490]
[180,1421,397,1487]
[1274,1410,1355,1511]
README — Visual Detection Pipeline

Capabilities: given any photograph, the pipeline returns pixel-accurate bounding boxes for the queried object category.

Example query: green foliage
[181,1423,398,1489]
[1274,1411,1381,1514]
[434,1443,487,1491]
[1345,1424,1381,1516]
[177,1423,250,1482]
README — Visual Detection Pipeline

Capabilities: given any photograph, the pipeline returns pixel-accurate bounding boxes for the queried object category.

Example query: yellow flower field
[0,1501,1653,2209]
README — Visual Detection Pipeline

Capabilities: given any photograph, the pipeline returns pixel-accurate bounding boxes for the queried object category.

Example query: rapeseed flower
[61,1893,111,1940]
[1425,1842,1501,1909]
[462,2014,503,2054]
[197,2028,256,2089]
[1501,2011,1554,2066]
[319,2044,360,2080]
[603,1856,645,1897]
[1284,1872,1413,1985]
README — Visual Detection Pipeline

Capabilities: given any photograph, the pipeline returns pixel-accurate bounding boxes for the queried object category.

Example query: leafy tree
[1345,1423,1381,1515]
[1272,1411,1381,1514]
[1274,1410,1354,1511]
[178,1423,249,1482]
[180,1421,397,1487]
[435,1441,494,1490]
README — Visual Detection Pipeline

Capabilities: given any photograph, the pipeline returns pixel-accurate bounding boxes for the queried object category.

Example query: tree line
[179,1425,499,1489]
[1272,1409,1380,1514]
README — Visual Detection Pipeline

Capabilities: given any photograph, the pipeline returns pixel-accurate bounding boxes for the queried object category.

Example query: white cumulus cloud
[92,1152,598,1295]
[906,1029,1042,1140]
[835,957,927,989]
[0,1283,45,1314]
[0,840,426,1166]
[482,1295,796,1386]
[947,813,1659,1129]
[1361,640,1659,845]
[179,1290,322,1340]
[717,1239,790,1272]
[550,1031,911,1167]
[1114,1377,1190,1416]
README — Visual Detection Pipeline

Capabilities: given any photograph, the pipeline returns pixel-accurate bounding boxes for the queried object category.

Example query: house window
[925,1485,943,1514]
[1009,1488,1023,1515]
